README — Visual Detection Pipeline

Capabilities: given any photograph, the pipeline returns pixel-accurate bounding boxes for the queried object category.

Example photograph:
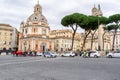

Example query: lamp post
[98,16,101,51]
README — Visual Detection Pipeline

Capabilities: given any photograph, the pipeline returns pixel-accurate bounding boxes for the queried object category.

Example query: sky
[0,0,120,32]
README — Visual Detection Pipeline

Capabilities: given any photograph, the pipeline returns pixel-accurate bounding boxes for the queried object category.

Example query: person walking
[83,50,87,58]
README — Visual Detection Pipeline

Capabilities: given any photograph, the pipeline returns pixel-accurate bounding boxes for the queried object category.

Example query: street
[0,56,120,80]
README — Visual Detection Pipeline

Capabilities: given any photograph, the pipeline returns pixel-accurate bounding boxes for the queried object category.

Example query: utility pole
[98,16,101,51]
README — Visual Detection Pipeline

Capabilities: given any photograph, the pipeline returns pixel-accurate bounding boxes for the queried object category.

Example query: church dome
[27,13,48,23]
[26,2,48,25]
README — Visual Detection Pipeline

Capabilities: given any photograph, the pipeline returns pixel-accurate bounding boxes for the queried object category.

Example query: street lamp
[98,16,101,51]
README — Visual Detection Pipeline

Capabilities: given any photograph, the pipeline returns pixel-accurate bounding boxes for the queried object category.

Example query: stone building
[0,24,18,50]
[110,30,120,50]
[50,29,82,52]
[19,2,54,52]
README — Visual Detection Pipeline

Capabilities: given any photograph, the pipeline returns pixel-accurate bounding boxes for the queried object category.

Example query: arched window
[34,28,36,32]
[32,28,38,33]
[36,44,38,50]
[37,8,39,11]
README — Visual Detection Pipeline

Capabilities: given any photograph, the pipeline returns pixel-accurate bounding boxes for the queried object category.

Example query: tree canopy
[61,13,87,27]
[61,13,87,50]
[109,14,120,23]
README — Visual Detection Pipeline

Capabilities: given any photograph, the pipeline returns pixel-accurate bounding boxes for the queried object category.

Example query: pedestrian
[34,51,37,56]
[88,51,91,57]
[83,50,87,58]
[79,50,83,56]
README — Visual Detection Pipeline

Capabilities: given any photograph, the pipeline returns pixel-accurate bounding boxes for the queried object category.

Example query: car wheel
[70,55,72,57]
[50,55,53,58]
[61,55,64,57]
[94,55,98,58]
[108,55,112,58]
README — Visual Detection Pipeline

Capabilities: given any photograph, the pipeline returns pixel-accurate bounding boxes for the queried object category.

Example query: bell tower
[92,4,103,16]
[98,4,103,16]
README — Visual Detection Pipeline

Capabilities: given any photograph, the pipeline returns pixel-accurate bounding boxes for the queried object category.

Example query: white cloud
[0,0,120,32]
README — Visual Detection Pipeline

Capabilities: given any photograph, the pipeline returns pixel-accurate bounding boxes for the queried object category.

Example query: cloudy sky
[0,0,120,32]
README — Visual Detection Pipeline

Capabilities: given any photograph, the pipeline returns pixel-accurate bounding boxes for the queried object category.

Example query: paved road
[0,55,120,80]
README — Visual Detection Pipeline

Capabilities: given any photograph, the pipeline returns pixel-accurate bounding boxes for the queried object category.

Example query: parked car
[83,51,101,58]
[36,52,43,56]
[43,52,57,58]
[106,51,120,58]
[61,52,75,57]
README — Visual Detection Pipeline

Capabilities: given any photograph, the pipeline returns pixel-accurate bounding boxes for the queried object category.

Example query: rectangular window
[10,33,12,36]
[25,29,27,33]
[9,42,11,45]
[42,29,46,35]
[32,28,35,33]
[22,29,24,33]
[4,41,6,45]
[4,37,6,40]
[5,32,7,35]
[56,44,58,47]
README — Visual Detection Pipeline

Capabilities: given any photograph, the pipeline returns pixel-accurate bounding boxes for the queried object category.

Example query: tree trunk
[90,30,97,50]
[70,24,78,51]
[90,34,94,50]
[71,32,75,50]
[82,30,91,50]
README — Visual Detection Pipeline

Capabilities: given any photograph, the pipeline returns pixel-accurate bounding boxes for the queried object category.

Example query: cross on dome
[38,0,39,4]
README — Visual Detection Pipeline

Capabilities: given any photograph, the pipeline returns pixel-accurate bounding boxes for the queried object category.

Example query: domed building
[19,2,54,52]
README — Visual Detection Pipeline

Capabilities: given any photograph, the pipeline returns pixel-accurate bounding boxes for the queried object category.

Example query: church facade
[18,2,54,52]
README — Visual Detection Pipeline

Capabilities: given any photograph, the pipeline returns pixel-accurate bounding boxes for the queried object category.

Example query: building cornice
[50,36,80,41]
[24,25,50,29]
[0,24,12,27]
[19,37,54,41]
[0,28,13,31]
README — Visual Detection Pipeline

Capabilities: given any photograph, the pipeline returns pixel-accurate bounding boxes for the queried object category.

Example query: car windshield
[44,52,50,55]
[114,51,120,53]
[90,51,96,53]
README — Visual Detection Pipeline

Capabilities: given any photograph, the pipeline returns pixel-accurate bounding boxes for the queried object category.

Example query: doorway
[42,45,45,53]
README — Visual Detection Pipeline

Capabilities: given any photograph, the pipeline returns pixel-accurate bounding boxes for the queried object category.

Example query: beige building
[19,2,54,52]
[0,24,18,50]
[110,30,120,50]
[50,29,82,52]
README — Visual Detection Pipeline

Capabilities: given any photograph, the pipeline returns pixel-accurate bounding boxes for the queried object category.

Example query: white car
[106,51,120,58]
[61,52,75,57]
[44,52,57,58]
[36,52,43,56]
[84,51,101,58]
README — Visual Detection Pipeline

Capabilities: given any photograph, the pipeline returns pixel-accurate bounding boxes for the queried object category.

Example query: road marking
[0,57,44,62]
[0,58,61,66]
